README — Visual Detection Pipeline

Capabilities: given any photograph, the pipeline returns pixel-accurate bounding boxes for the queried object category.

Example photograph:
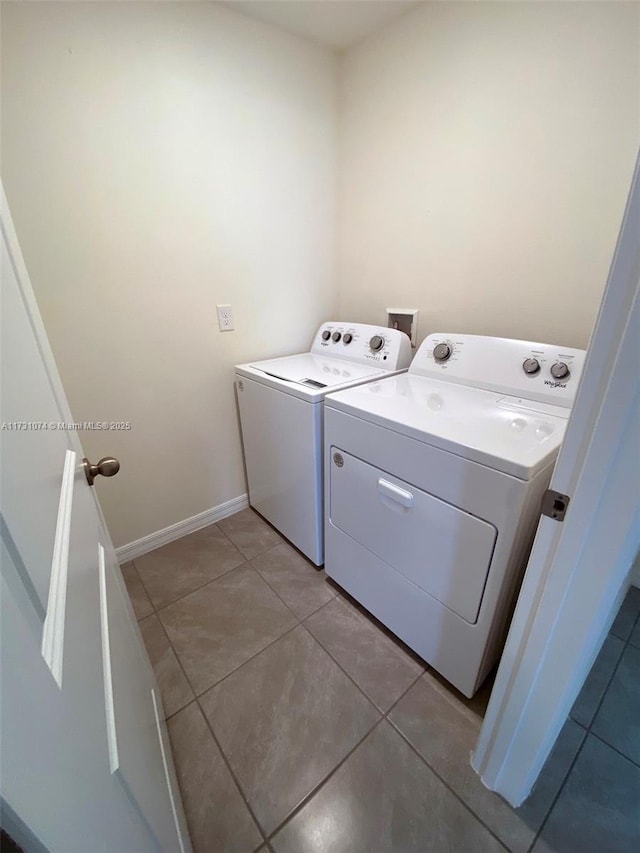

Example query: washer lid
[325,373,570,480]
[236,353,389,400]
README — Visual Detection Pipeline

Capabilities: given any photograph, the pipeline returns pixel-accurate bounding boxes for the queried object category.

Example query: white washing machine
[235,322,412,565]
[324,333,586,696]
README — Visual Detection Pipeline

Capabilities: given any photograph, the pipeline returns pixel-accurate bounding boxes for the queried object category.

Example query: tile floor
[121,510,640,853]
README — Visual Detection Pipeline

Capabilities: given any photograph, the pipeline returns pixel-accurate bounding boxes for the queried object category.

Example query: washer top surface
[325,333,586,480]
[235,321,412,402]
[238,352,390,400]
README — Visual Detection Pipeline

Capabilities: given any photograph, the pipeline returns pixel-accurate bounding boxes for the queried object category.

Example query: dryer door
[329,448,497,624]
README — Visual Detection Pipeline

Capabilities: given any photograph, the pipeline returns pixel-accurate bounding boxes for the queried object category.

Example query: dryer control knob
[321,330,331,341]
[343,333,353,344]
[332,331,342,342]
[550,362,570,380]
[433,343,452,363]
[523,358,540,375]
[369,335,384,352]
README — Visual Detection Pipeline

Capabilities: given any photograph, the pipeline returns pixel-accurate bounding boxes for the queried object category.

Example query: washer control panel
[311,322,412,371]
[412,333,586,408]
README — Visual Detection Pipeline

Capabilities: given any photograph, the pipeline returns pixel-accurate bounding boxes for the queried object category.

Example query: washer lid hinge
[541,489,570,522]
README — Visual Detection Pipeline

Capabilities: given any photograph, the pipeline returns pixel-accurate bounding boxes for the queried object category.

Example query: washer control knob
[550,362,570,380]
[332,331,342,342]
[343,333,353,344]
[369,335,384,352]
[523,357,541,375]
[433,343,452,363]
[321,330,331,341]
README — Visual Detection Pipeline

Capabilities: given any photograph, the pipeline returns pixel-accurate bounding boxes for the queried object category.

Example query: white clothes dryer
[324,333,585,696]
[235,322,412,565]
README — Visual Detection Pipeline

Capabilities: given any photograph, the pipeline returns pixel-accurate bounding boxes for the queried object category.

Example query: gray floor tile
[200,625,380,835]
[628,614,640,650]
[592,643,640,765]
[159,566,297,695]
[271,721,506,853]
[305,596,423,712]
[218,509,282,560]
[135,525,246,609]
[251,542,336,620]
[610,586,640,642]
[120,561,153,620]
[389,671,582,853]
[416,661,495,720]
[139,613,193,717]
[518,719,587,828]
[532,735,640,853]
[167,702,263,853]
[570,634,624,728]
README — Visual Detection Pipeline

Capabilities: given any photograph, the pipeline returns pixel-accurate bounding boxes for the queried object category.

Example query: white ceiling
[219,1,422,51]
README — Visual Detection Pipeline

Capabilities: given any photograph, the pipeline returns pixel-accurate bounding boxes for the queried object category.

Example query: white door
[0,185,192,853]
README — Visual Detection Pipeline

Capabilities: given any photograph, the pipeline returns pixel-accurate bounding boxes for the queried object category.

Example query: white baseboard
[115,494,249,563]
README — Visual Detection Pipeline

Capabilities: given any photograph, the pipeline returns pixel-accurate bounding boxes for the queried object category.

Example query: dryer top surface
[325,373,570,480]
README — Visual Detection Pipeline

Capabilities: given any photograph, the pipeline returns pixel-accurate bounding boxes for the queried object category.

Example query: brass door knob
[83,456,120,486]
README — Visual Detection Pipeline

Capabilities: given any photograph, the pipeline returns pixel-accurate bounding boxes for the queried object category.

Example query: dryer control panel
[311,322,412,371]
[410,333,586,409]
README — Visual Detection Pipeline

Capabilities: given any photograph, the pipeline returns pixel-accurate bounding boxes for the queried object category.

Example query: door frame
[472,152,640,805]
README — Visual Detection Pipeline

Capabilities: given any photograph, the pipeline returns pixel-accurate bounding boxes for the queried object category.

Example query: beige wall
[1,2,338,547]
[337,1,640,349]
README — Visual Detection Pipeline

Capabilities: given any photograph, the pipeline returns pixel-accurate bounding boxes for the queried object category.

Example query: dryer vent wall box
[235,322,412,565]
[323,332,586,697]
[387,308,419,348]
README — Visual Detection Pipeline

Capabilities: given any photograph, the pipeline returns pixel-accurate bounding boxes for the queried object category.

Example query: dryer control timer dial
[433,343,452,363]
[369,335,384,352]
[550,362,570,380]
[523,357,540,375]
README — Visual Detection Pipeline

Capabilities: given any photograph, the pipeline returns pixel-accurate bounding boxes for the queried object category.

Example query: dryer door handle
[377,478,414,508]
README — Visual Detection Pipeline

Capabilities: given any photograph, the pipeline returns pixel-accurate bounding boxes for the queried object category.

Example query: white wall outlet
[216,304,234,332]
